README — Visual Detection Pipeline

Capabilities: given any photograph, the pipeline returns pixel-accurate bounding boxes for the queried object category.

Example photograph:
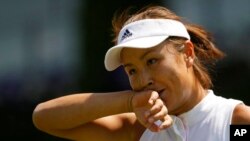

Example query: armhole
[229,99,243,124]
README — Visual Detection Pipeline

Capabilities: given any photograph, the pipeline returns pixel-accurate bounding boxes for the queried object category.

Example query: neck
[175,79,207,116]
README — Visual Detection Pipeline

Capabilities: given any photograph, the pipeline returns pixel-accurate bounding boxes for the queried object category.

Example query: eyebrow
[140,48,156,60]
[123,63,133,68]
[123,45,162,68]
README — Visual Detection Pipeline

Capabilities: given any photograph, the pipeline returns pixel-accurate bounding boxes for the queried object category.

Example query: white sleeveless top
[139,90,243,141]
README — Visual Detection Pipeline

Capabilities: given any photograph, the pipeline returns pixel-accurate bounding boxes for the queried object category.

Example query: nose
[147,81,153,86]
[133,70,154,91]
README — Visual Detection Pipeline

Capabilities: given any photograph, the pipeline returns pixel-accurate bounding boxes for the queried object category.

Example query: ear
[183,40,195,68]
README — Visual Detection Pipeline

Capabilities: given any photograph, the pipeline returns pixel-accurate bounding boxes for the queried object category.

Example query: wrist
[127,92,134,112]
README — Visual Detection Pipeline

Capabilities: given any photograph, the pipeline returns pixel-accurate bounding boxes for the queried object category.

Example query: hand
[131,90,173,132]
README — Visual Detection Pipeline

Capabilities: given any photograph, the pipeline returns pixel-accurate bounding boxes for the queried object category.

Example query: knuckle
[154,112,165,119]
[163,109,168,115]
[161,123,171,129]
[154,105,162,111]
[151,91,159,98]
[161,119,172,127]
[155,99,163,104]
[162,105,168,112]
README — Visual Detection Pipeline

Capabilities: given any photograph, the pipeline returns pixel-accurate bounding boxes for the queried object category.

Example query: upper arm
[46,113,138,141]
[232,103,250,124]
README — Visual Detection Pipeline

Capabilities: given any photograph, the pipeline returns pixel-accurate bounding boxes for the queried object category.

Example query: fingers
[148,91,159,105]
[147,122,161,132]
[159,115,173,130]
[133,90,172,132]
[145,99,165,122]
[144,98,173,132]
[150,99,165,116]
[146,117,173,132]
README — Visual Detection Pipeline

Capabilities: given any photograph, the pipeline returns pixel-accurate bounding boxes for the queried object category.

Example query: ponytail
[186,24,225,88]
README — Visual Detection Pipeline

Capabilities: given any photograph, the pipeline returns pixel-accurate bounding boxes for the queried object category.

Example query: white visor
[104,19,190,71]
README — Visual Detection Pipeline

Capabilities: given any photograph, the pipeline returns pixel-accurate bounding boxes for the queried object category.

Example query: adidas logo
[121,29,132,41]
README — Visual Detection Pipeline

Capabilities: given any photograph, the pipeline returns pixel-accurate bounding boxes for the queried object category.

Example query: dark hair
[111,6,225,89]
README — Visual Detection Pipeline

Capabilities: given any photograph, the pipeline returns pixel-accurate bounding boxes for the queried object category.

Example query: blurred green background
[0,0,249,140]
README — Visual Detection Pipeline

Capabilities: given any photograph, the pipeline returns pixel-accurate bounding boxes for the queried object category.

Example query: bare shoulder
[232,103,250,124]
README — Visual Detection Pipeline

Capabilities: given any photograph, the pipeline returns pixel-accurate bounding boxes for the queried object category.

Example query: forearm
[32,90,133,130]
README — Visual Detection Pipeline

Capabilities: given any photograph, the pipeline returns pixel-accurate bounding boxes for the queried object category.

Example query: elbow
[32,103,50,131]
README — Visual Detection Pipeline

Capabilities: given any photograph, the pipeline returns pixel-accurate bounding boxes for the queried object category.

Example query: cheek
[128,77,137,90]
[161,59,186,82]
[156,63,184,96]
[155,63,178,80]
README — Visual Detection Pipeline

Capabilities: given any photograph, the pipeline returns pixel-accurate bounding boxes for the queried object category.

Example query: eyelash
[127,58,158,76]
[147,58,157,66]
[128,69,136,75]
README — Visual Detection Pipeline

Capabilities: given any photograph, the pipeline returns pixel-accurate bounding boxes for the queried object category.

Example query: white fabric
[104,19,190,71]
[139,90,243,141]
[140,117,187,141]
